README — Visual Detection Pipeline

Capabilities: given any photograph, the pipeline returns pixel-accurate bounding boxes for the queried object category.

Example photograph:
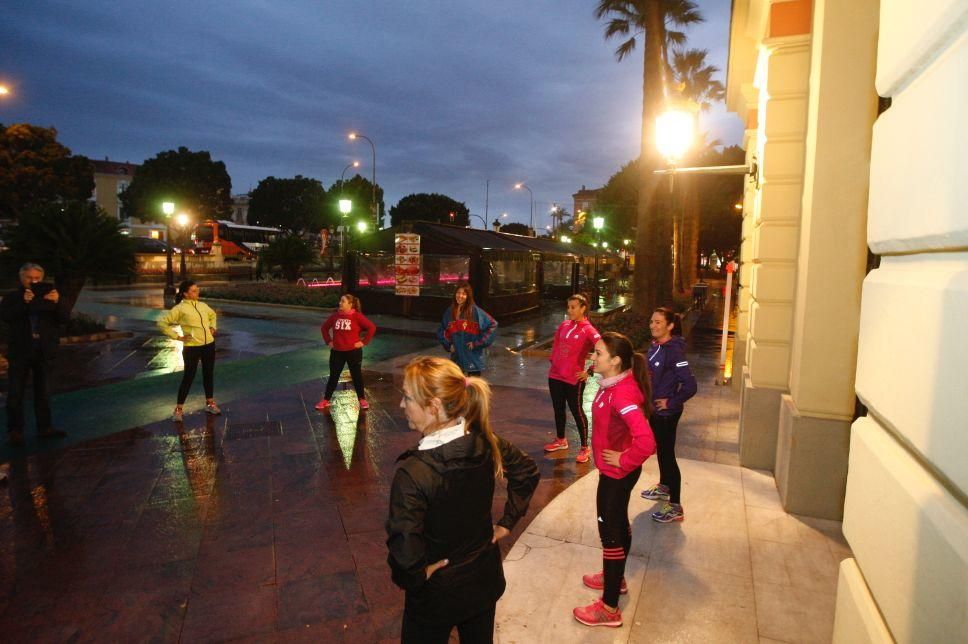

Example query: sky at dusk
[2,0,742,230]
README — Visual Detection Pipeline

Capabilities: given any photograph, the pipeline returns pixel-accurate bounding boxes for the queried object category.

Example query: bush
[202,283,341,309]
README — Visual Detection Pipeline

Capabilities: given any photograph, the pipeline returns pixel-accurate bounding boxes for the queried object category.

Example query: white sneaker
[171,408,184,422]
[204,403,222,415]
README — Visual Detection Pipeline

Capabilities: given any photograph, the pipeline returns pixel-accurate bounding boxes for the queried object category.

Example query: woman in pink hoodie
[544,294,600,463]
[572,332,656,629]
[316,294,376,411]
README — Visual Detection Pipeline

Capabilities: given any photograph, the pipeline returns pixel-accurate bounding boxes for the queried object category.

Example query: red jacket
[548,318,600,385]
[591,371,656,479]
[321,310,376,351]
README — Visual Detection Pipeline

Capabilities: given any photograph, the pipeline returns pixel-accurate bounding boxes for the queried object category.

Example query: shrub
[202,283,341,309]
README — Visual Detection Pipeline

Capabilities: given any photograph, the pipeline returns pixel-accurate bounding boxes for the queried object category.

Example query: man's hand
[491,525,510,544]
[23,289,34,303]
[602,449,624,468]
[43,289,59,303]
[425,558,449,580]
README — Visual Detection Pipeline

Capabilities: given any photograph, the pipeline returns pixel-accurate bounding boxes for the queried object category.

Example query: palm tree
[595,0,703,311]
[5,200,136,315]
[669,49,726,293]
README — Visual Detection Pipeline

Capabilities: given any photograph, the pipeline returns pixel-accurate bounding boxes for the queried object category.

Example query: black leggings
[651,412,683,504]
[596,466,641,607]
[401,602,495,644]
[323,348,365,400]
[548,378,588,445]
[178,343,215,405]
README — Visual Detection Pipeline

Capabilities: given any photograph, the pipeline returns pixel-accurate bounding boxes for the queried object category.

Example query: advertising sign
[394,233,421,296]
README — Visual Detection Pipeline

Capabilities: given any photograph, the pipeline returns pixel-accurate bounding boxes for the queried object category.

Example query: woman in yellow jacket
[157,280,220,422]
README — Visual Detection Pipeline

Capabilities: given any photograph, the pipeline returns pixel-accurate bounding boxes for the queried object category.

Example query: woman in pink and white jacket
[572,331,656,629]
[544,294,600,463]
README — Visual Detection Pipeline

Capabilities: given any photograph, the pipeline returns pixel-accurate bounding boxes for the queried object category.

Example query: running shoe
[358,399,370,410]
[573,599,623,628]
[581,570,628,595]
[205,402,222,415]
[543,438,568,453]
[575,446,591,464]
[314,399,331,411]
[651,502,684,523]
[641,483,670,501]
[170,408,184,422]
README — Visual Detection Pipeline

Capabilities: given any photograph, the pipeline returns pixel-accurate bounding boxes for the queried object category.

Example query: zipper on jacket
[190,301,208,344]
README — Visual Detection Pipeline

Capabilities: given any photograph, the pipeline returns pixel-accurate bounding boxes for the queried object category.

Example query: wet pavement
[0,285,752,642]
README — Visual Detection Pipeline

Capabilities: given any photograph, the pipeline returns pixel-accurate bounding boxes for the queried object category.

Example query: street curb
[60,330,133,345]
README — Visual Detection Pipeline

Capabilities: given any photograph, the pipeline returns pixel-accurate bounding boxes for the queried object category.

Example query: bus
[191,220,280,259]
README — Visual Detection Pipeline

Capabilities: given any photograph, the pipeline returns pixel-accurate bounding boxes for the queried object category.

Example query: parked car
[131,237,180,254]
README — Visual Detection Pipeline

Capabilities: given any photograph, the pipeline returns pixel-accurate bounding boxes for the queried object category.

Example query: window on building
[488,258,537,296]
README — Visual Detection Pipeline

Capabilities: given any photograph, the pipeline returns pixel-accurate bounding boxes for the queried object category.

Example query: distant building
[90,158,166,240]
[571,185,601,230]
[231,194,250,225]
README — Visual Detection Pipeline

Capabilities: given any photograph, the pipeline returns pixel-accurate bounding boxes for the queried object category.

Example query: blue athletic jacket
[436,305,497,373]
[646,336,697,416]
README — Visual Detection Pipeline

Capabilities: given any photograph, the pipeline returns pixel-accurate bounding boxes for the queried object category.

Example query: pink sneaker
[358,399,370,410]
[543,438,568,453]
[576,447,591,463]
[573,598,622,628]
[581,571,628,594]
[314,399,331,411]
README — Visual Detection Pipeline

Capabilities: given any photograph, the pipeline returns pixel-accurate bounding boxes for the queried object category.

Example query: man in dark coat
[1,262,68,447]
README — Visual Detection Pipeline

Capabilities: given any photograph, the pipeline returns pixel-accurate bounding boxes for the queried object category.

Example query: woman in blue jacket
[437,282,497,376]
[640,307,697,523]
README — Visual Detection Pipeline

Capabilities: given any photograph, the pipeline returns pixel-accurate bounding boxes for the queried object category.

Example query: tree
[4,200,136,314]
[247,175,327,233]
[389,193,470,226]
[671,48,726,292]
[596,158,641,237]
[260,234,316,282]
[0,123,94,220]
[120,147,231,223]
[596,0,703,311]
[499,222,532,236]
[328,175,385,228]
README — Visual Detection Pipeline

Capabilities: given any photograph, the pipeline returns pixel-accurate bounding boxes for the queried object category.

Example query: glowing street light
[655,109,695,163]
[591,216,605,310]
[348,132,377,228]
[514,182,535,237]
[356,221,368,234]
[623,239,631,246]
[161,201,176,304]
[0,86,9,97]
[339,199,352,214]
[175,213,190,279]
[592,216,604,231]
[561,235,571,243]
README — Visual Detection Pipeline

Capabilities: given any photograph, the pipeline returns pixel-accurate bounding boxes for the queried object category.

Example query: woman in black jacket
[387,356,540,643]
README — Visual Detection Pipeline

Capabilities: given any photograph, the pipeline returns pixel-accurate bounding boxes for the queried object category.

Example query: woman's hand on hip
[353,341,364,349]
[601,449,624,468]
[425,558,449,580]
[654,398,669,411]
[491,525,510,544]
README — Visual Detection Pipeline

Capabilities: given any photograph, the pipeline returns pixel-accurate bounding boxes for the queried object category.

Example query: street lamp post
[339,198,352,260]
[468,214,487,229]
[175,213,190,280]
[162,201,176,306]
[348,133,377,229]
[514,183,534,236]
[592,216,605,310]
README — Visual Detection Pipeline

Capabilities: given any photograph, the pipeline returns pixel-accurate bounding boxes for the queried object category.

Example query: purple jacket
[646,336,697,416]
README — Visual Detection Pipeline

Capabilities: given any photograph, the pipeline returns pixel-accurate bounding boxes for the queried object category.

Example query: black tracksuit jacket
[386,430,539,624]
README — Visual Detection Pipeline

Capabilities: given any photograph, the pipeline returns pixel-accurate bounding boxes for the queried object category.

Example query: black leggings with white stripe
[596,466,641,607]
[548,377,588,446]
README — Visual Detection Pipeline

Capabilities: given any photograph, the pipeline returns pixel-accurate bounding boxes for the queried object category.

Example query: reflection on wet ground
[0,370,588,640]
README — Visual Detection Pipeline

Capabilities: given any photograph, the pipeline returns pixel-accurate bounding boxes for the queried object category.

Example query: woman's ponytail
[465,376,503,478]
[174,280,195,305]
[632,352,654,416]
